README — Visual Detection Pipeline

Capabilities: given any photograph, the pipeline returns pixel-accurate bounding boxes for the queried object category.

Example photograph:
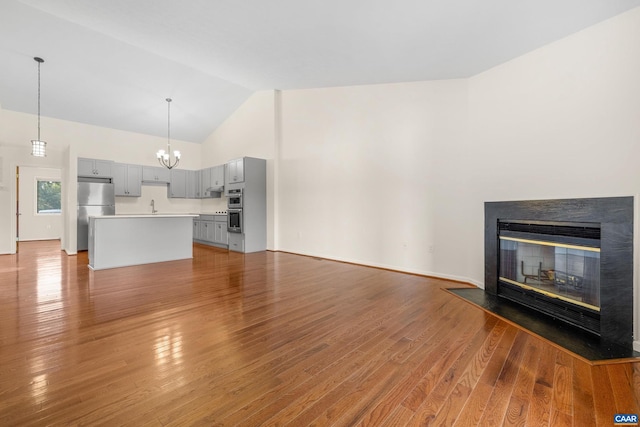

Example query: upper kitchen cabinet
[169,169,187,198]
[199,165,224,198]
[225,158,244,184]
[112,163,142,197]
[78,158,113,178]
[142,166,170,183]
[210,165,225,190]
[199,167,211,198]
[186,170,201,199]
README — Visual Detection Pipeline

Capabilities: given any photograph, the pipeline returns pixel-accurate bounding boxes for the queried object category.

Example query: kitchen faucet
[150,199,157,214]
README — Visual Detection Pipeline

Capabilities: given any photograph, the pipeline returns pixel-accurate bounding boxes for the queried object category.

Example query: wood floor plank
[634,362,640,409]
[0,241,639,426]
[353,305,490,426]
[406,317,502,425]
[607,363,640,415]
[572,359,596,427]
[591,364,618,426]
[476,330,529,426]
[502,334,544,427]
[526,345,557,427]
[451,381,494,427]
[551,351,573,418]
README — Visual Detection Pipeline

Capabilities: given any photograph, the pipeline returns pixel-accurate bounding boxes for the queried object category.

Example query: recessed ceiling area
[1,0,639,143]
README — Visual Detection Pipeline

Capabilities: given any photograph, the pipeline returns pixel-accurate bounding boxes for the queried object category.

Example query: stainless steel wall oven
[227,209,242,233]
[227,188,243,209]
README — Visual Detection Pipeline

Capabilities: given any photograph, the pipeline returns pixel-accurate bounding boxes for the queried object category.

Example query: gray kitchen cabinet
[200,165,224,197]
[112,163,142,197]
[228,232,244,252]
[211,165,225,189]
[195,216,216,242]
[193,215,227,247]
[204,221,216,241]
[225,158,244,184]
[214,217,228,245]
[193,219,203,240]
[227,157,266,253]
[186,170,201,198]
[199,168,211,197]
[142,166,170,183]
[169,169,187,198]
[78,157,113,178]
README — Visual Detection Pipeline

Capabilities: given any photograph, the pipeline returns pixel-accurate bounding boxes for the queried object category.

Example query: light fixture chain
[31,56,46,157]
[167,97,171,152]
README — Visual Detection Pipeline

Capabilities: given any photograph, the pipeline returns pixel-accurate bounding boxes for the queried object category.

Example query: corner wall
[279,80,471,281]
[466,8,640,349]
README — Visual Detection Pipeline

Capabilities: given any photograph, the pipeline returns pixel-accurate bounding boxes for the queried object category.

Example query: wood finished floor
[1,241,639,426]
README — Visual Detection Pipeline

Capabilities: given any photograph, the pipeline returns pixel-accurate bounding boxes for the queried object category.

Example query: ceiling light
[156,98,180,169]
[31,57,46,157]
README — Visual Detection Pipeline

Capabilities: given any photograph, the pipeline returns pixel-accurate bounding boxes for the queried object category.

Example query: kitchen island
[88,214,198,270]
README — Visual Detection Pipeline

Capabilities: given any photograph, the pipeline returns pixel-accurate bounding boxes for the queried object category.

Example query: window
[37,180,61,214]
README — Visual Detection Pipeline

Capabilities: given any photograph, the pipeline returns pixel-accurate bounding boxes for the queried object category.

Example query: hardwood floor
[1,241,638,426]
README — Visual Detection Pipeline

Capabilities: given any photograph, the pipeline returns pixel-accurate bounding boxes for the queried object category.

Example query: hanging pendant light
[31,57,46,157]
[156,98,180,169]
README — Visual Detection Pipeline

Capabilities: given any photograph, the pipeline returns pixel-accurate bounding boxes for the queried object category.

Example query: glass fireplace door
[499,236,600,311]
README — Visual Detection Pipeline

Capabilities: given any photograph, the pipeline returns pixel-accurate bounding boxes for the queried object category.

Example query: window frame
[35,177,62,215]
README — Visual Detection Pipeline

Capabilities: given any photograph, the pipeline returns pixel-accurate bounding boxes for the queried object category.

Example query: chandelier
[156,98,180,169]
[31,57,46,157]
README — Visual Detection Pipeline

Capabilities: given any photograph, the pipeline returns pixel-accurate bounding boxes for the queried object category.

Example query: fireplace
[498,220,601,335]
[485,197,634,349]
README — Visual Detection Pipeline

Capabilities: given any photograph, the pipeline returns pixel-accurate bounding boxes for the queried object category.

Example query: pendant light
[156,98,181,169]
[31,57,46,157]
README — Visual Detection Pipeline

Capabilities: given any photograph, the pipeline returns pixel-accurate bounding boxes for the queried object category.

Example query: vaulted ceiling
[1,0,638,143]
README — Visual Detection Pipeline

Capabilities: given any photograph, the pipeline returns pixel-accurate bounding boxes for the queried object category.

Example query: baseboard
[274,249,483,288]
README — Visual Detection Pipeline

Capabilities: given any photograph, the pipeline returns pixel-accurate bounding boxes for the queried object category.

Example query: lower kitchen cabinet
[193,215,228,248]
[214,219,228,245]
[204,221,215,241]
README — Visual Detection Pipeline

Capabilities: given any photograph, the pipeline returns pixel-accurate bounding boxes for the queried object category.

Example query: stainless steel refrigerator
[77,181,115,251]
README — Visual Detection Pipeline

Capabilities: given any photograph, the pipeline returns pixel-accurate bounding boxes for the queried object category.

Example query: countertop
[91,214,199,219]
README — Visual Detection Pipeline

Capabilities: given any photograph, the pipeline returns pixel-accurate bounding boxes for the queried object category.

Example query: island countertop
[88,214,196,270]
[90,214,199,219]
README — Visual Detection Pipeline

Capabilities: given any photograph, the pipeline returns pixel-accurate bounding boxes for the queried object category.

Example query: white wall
[279,81,470,281]
[18,166,62,241]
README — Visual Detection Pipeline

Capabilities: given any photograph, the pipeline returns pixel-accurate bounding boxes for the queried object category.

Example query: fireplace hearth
[485,197,634,350]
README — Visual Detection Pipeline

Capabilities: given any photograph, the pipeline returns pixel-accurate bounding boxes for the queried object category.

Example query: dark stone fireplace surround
[485,197,634,349]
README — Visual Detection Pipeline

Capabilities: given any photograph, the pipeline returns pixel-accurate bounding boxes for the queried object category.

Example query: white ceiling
[1,0,639,143]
